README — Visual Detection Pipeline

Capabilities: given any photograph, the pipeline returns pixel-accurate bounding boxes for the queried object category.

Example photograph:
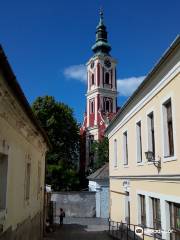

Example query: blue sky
[0,0,179,123]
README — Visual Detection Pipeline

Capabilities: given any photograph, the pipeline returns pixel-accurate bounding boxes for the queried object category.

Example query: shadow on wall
[51,192,96,218]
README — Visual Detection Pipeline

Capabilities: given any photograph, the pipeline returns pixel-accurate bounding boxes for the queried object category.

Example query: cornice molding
[110,174,180,181]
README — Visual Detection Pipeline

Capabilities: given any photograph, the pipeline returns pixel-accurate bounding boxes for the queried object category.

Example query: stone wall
[51,192,96,218]
[0,212,43,240]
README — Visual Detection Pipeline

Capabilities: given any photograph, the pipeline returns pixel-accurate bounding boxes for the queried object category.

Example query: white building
[88,163,109,219]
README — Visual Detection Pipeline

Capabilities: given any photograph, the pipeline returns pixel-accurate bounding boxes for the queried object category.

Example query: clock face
[90,61,94,69]
[104,58,111,68]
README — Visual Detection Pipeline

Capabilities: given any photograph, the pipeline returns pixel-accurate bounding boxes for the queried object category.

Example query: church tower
[80,10,118,173]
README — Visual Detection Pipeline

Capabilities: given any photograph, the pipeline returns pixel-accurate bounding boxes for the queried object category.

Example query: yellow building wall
[0,74,47,233]
[108,45,180,240]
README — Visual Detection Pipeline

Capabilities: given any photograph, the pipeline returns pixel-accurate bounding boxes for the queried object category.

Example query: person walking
[59,208,65,225]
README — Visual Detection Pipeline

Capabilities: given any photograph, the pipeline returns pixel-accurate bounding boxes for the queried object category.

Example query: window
[105,72,110,84]
[147,112,155,158]
[89,135,94,153]
[0,153,8,211]
[90,100,94,114]
[114,139,117,168]
[104,98,112,112]
[125,192,130,224]
[139,194,146,227]
[25,162,31,201]
[123,131,128,165]
[169,202,180,240]
[136,121,142,163]
[152,198,161,230]
[37,162,41,196]
[162,99,174,157]
[91,74,95,85]
[105,101,110,112]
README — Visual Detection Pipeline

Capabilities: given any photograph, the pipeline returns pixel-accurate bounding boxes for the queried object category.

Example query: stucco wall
[107,39,180,240]
[100,186,109,218]
[109,73,180,177]
[0,73,47,239]
[51,192,96,218]
[89,180,109,218]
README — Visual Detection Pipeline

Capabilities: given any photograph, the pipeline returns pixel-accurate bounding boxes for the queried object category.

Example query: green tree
[32,96,80,191]
[90,137,109,172]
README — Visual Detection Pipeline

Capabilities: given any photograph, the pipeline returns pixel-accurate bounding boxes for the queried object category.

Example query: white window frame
[147,111,155,157]
[113,139,118,168]
[123,131,128,166]
[136,120,143,164]
[137,194,147,226]
[90,99,95,114]
[161,94,177,162]
[137,190,180,240]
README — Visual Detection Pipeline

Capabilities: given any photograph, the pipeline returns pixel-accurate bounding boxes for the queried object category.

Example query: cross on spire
[99,7,104,25]
[91,8,111,55]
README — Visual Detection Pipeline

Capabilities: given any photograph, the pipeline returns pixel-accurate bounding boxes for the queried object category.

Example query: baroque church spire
[91,9,111,55]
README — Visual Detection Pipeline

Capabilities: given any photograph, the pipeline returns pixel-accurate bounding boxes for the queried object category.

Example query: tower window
[105,72,110,84]
[90,100,94,114]
[104,98,112,112]
[105,101,109,112]
[91,74,95,85]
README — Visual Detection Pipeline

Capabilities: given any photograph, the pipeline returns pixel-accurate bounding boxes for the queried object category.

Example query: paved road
[44,217,112,240]
[44,224,112,240]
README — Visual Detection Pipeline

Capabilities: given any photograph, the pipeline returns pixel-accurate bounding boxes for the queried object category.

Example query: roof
[106,35,180,135]
[0,45,51,148]
[87,163,109,180]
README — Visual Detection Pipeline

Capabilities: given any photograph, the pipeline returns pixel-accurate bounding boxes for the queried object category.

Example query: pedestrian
[59,208,65,225]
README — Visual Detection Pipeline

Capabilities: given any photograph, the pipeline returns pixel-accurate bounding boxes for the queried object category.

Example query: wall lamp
[145,151,161,168]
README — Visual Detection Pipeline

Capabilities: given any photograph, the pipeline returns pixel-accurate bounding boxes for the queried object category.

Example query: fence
[108,220,165,240]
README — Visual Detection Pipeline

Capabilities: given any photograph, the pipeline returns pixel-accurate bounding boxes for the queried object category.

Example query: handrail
[108,220,166,240]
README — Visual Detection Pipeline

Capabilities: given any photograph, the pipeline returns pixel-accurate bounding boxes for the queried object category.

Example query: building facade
[0,46,50,240]
[80,11,118,174]
[106,36,180,240]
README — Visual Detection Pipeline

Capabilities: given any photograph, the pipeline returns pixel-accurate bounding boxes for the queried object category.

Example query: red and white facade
[80,10,118,173]
[80,55,118,171]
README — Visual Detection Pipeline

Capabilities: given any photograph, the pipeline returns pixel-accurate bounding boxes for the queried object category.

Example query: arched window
[90,101,94,113]
[106,101,110,112]
[104,98,112,112]
[105,72,110,84]
[91,74,94,85]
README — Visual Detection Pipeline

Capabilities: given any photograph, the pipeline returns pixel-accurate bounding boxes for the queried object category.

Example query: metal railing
[108,220,165,240]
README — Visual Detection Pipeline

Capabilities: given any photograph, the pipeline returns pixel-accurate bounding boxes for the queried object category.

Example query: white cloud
[117,76,145,96]
[64,64,145,97]
[64,64,86,83]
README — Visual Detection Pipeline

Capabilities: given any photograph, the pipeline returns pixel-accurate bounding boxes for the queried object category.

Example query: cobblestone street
[44,218,112,240]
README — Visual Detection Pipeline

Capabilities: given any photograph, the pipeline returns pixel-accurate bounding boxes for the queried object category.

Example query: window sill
[163,156,177,162]
[123,165,129,168]
[113,167,118,170]
[147,161,155,165]
[136,161,145,166]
